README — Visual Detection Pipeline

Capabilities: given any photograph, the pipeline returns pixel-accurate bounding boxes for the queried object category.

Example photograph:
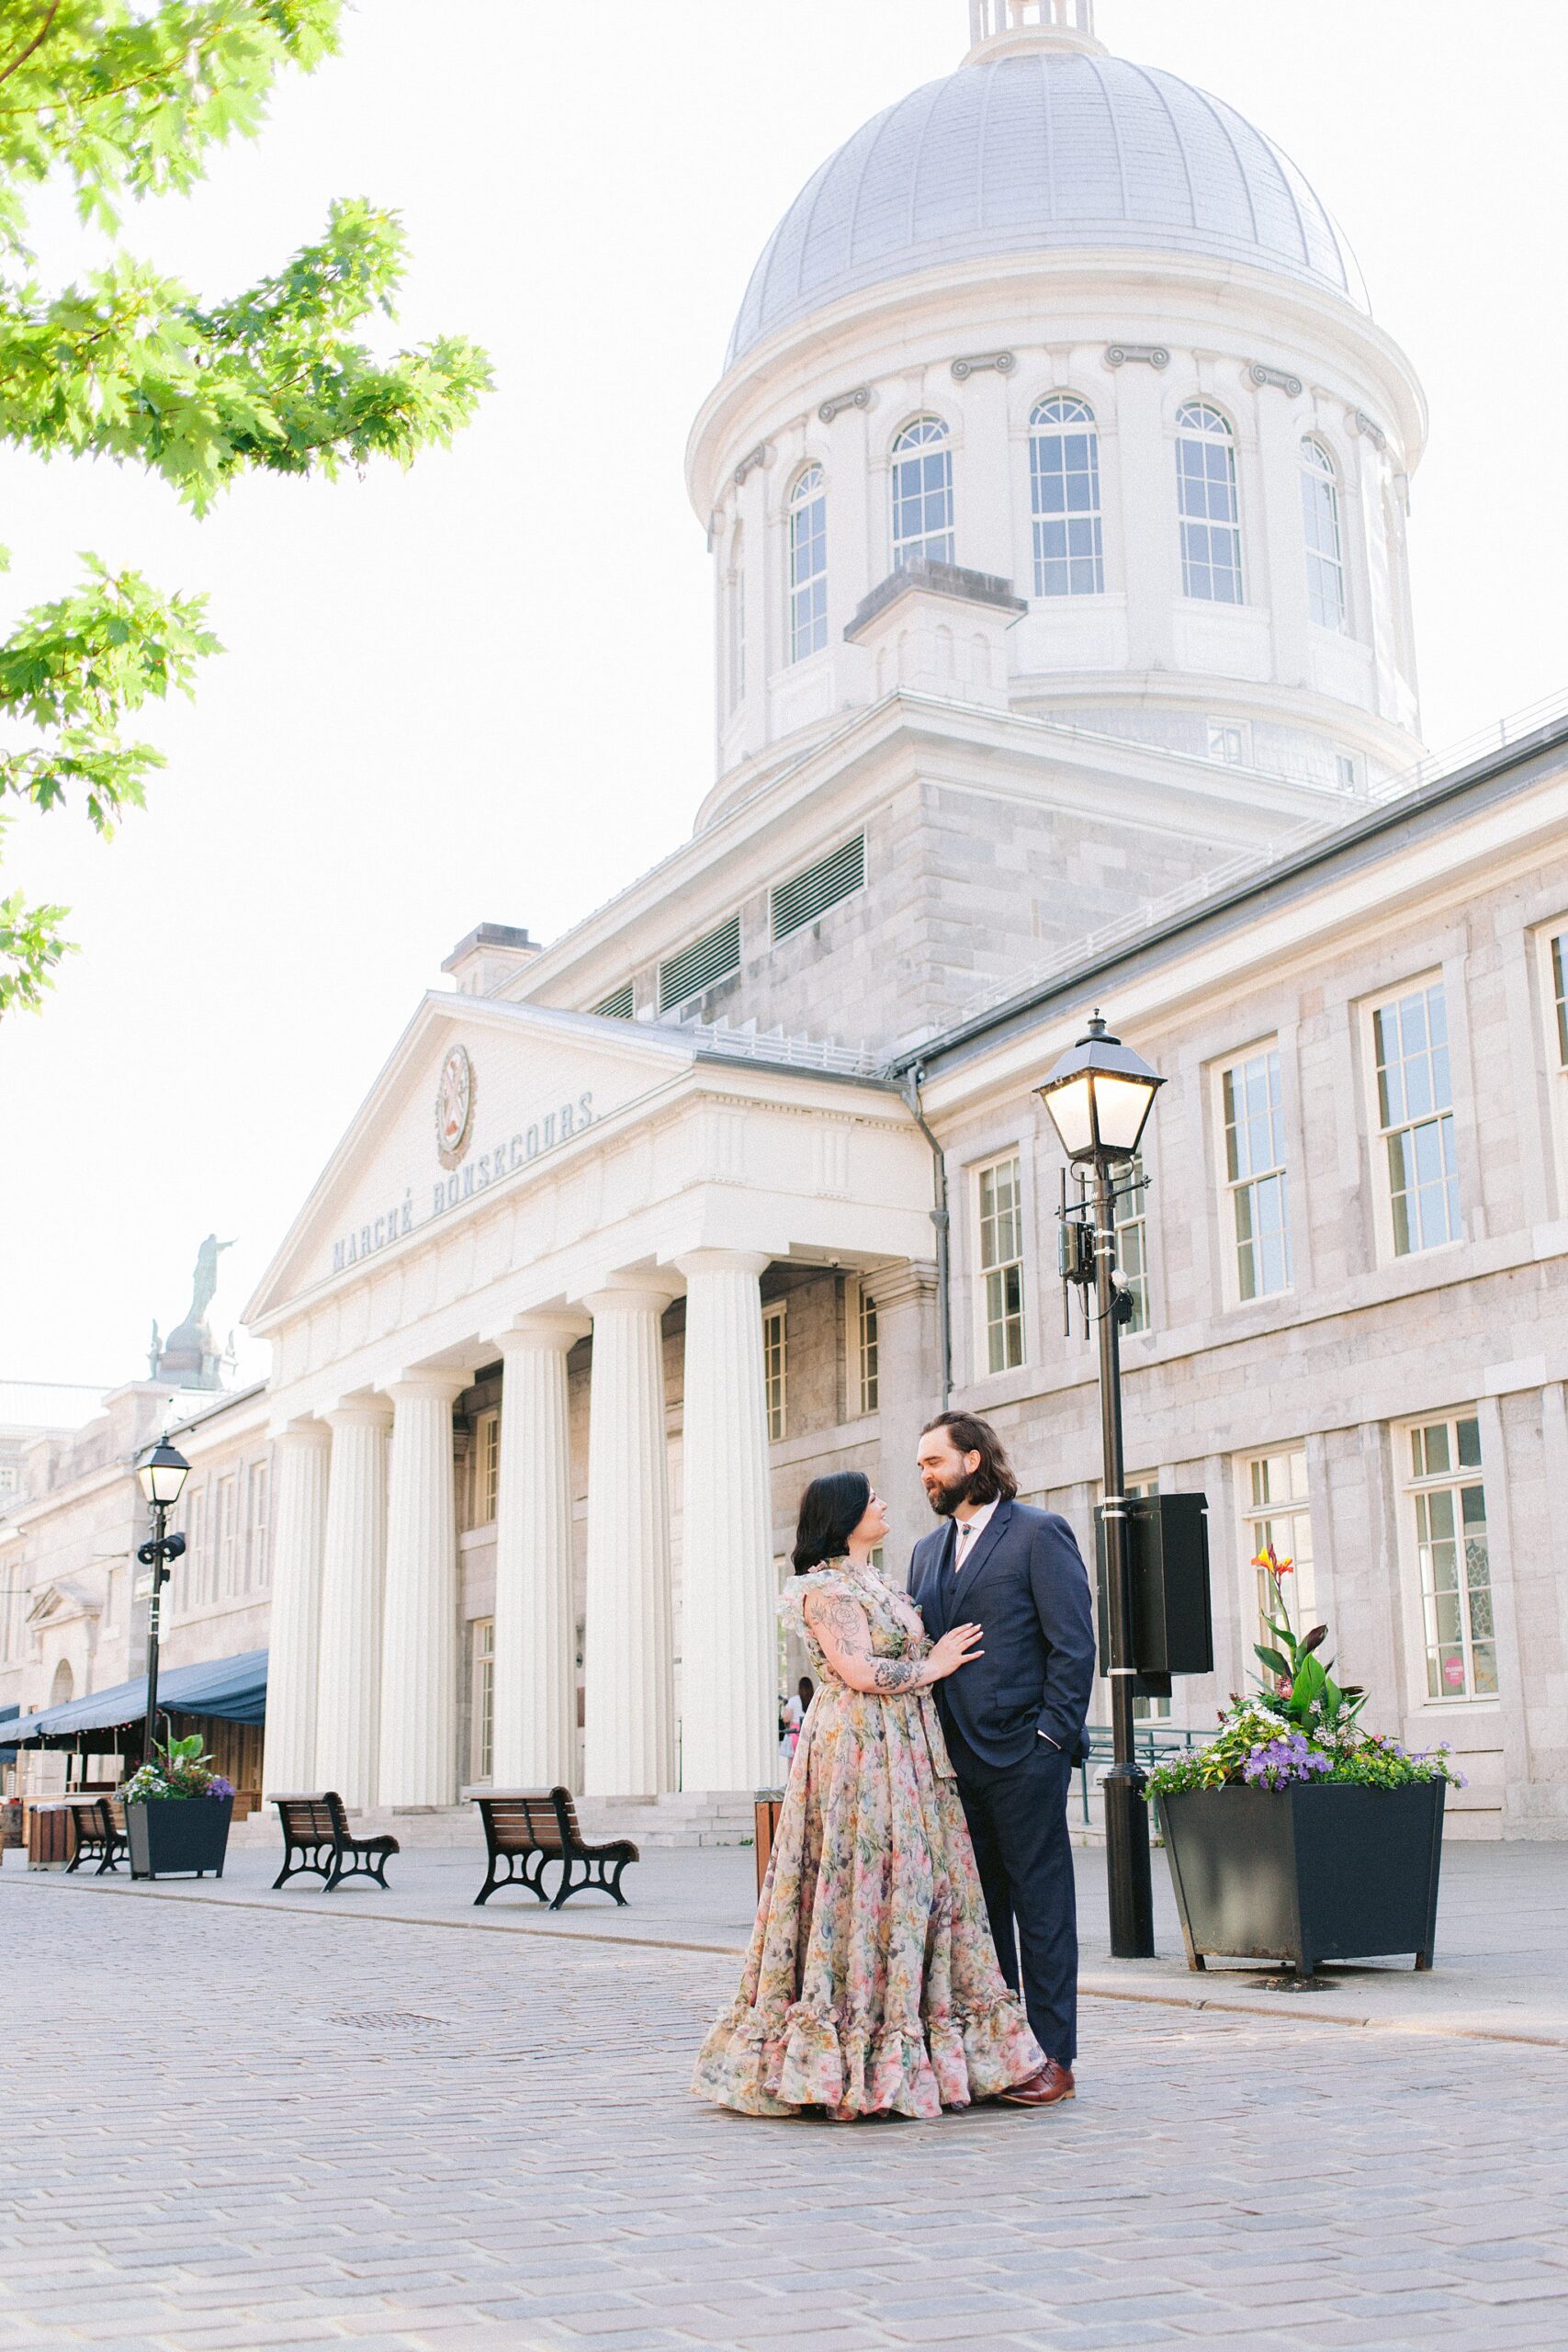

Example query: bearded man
[908,1411,1096,2109]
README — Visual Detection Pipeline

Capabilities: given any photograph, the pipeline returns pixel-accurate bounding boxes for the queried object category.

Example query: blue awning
[0,1702,17,1764]
[0,1650,267,1746]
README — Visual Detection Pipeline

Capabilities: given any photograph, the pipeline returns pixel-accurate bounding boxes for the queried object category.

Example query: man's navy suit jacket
[909,1499,1096,1770]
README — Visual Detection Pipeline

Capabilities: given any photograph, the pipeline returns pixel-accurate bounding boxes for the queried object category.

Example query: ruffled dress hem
[692,1987,1043,2120]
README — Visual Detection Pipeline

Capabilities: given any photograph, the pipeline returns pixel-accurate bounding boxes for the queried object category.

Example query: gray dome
[728,51,1368,367]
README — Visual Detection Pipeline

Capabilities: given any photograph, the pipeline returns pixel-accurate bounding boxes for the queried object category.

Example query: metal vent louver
[594,984,635,1020]
[659,915,742,1012]
[773,835,866,943]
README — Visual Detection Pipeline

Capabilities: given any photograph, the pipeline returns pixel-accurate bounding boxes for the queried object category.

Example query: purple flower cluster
[1242,1733,1332,1791]
[208,1776,235,1801]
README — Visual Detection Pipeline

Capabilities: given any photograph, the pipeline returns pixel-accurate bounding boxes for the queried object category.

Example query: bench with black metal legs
[471,1788,638,1909]
[65,1796,128,1876]
[269,1791,399,1892]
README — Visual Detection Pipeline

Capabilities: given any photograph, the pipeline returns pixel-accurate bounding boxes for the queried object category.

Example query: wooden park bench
[64,1796,128,1876]
[268,1791,399,1893]
[471,1788,638,1909]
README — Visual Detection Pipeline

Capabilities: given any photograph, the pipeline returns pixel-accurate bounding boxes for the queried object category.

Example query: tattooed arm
[802,1589,985,1695]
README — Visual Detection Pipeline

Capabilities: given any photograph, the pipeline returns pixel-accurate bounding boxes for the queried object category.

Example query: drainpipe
[901,1067,952,1407]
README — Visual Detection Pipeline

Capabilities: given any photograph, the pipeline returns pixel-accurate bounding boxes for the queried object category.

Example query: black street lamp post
[135,1438,190,1772]
[1037,1011,1165,1961]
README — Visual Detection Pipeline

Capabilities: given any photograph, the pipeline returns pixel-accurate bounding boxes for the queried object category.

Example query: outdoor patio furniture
[471,1788,637,1909]
[64,1796,128,1876]
[268,1791,399,1893]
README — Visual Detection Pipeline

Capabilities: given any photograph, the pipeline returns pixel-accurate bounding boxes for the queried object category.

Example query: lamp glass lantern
[136,1438,190,1510]
[1036,1012,1164,1163]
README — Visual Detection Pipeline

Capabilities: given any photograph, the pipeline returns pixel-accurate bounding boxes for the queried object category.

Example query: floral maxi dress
[691,1561,1045,2120]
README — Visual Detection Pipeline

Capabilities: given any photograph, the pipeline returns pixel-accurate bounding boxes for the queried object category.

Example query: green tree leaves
[0,3,491,1013]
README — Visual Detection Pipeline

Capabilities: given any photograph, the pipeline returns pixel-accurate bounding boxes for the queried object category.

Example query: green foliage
[123,1729,232,1803]
[1144,1576,1468,1802]
[0,2,491,1013]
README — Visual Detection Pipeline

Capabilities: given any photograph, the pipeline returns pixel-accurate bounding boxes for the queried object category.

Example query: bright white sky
[5,0,1566,1396]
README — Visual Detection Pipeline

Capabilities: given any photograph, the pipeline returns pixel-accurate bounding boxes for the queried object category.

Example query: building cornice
[899,712,1568,1097]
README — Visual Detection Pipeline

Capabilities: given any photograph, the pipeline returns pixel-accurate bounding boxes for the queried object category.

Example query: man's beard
[926,1468,979,1519]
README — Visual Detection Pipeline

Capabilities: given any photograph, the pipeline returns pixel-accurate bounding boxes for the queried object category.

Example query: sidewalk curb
[10,1869,1567,2051]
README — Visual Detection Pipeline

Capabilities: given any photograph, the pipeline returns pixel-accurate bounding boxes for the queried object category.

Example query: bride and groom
[693,1410,1096,2121]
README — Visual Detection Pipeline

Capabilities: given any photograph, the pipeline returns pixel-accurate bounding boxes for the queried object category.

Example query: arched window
[891,417,954,569]
[1301,437,1346,630]
[1176,401,1243,604]
[1030,395,1103,596]
[728,526,746,707]
[50,1658,73,1707]
[788,467,828,662]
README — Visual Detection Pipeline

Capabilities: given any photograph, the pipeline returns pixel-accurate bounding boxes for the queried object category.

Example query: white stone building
[229,0,1564,1838]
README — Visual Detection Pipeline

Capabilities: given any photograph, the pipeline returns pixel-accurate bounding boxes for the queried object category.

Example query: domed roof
[727,50,1368,367]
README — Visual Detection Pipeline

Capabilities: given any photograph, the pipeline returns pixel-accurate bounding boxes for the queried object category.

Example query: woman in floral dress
[692,1471,1045,2121]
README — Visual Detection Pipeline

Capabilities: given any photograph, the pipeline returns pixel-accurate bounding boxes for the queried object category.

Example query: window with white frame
[1030,395,1103,596]
[1113,1154,1150,1333]
[1405,1414,1494,1702]
[0,1463,17,1496]
[1240,1448,1317,1655]
[1336,750,1359,793]
[185,1487,207,1609]
[247,1461,270,1592]
[471,1617,494,1780]
[1206,720,1247,765]
[1301,437,1346,629]
[476,1410,500,1527]
[1176,401,1243,603]
[977,1155,1025,1374]
[1221,1046,1292,1300]
[728,526,746,707]
[850,1281,879,1417]
[763,1303,787,1442]
[891,417,954,568]
[215,1475,236,1600]
[1548,929,1568,1071]
[788,467,828,662]
[1373,980,1461,1255]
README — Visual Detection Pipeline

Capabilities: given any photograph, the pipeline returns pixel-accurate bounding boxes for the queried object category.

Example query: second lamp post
[1037,1011,1164,1961]
[135,1436,190,1774]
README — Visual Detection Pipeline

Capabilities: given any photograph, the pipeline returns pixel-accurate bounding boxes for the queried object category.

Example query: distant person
[692,1471,1046,2121]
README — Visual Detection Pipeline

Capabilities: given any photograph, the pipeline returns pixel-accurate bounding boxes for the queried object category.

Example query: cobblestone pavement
[5,1877,1567,2352]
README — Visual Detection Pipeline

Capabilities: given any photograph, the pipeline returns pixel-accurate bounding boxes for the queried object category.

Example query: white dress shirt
[950,1496,997,1569]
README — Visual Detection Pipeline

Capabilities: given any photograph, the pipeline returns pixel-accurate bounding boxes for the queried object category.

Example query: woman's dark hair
[793,1470,873,1574]
[919,1411,1019,1505]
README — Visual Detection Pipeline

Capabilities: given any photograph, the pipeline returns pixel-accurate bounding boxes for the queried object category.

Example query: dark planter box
[1160,1780,1445,1978]
[126,1796,232,1881]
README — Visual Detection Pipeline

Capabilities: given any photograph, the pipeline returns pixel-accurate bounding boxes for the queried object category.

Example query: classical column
[492,1316,585,1789]
[378,1371,468,1809]
[261,1419,331,1794]
[582,1283,676,1796]
[314,1401,391,1810]
[872,1260,944,1568]
[676,1250,775,1792]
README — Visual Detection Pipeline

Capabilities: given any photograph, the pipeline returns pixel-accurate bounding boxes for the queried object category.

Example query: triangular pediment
[245,995,699,1326]
[26,1579,100,1628]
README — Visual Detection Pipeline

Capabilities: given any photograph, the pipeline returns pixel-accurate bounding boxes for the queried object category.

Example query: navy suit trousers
[944,1717,1077,2068]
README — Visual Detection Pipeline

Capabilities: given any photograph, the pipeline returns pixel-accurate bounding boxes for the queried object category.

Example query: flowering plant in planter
[1145,1545,1466,1800]
[123,1732,234,1805]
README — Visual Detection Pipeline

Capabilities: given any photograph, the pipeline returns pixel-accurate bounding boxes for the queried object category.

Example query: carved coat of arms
[434,1044,477,1170]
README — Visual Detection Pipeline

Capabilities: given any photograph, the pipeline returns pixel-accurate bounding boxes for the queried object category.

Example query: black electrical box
[1095,1493,1214,1684]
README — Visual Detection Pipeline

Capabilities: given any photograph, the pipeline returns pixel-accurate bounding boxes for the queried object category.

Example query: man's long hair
[920,1411,1019,1506]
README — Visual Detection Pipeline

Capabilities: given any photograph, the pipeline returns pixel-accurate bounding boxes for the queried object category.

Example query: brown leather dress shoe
[999,2059,1076,2108]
